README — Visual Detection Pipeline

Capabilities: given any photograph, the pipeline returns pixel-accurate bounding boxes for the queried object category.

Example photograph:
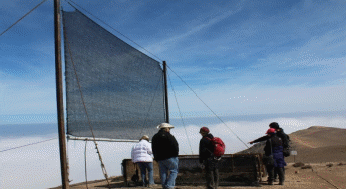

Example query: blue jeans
[158,157,179,189]
[137,162,154,186]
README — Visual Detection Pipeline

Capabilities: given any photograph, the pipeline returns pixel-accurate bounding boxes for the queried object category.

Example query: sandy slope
[239,126,346,163]
[286,126,346,163]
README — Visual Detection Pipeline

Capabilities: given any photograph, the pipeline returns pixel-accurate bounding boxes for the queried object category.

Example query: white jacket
[131,139,153,163]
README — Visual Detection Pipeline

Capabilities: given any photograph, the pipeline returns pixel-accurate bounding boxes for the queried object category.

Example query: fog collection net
[62,10,166,140]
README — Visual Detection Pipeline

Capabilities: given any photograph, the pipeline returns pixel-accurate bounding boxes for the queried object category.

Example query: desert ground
[52,126,346,189]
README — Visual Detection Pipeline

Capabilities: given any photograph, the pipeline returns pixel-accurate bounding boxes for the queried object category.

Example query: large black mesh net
[62,10,166,140]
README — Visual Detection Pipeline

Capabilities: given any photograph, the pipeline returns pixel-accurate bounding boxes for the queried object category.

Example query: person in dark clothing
[250,128,286,185]
[268,122,290,149]
[199,127,219,189]
[152,123,179,189]
[249,122,289,147]
[249,122,289,182]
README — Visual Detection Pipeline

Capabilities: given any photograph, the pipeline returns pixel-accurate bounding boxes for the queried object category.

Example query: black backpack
[278,130,291,157]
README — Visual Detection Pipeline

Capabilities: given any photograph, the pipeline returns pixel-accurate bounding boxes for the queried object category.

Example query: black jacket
[264,134,287,167]
[199,133,214,163]
[264,133,283,156]
[252,128,289,148]
[276,128,290,148]
[151,129,179,161]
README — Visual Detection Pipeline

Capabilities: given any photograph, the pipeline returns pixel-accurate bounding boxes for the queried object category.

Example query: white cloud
[168,81,346,117]
[145,1,246,54]
[252,27,346,71]
[0,82,56,115]
[0,135,61,189]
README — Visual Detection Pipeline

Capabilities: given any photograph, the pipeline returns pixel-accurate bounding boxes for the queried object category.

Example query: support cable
[139,76,164,137]
[66,0,162,62]
[166,65,249,149]
[84,140,89,189]
[63,26,111,188]
[313,169,340,189]
[167,71,194,154]
[66,137,71,183]
[0,0,48,37]
[0,137,57,153]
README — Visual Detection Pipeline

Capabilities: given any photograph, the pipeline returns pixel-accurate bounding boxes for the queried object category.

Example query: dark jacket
[151,129,179,161]
[252,128,289,148]
[199,133,214,163]
[276,128,290,148]
[252,135,270,144]
[264,133,286,167]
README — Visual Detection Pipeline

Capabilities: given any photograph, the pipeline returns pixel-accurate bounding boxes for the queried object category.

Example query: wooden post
[163,61,169,123]
[54,0,69,188]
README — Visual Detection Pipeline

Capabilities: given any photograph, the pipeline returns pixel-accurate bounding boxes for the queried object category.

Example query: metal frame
[67,135,140,143]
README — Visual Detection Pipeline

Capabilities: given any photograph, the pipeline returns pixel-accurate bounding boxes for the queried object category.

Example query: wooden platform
[122,153,266,187]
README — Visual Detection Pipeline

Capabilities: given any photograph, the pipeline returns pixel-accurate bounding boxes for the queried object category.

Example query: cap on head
[157,123,174,129]
[266,128,276,134]
[140,135,149,141]
[269,122,280,129]
[199,127,210,134]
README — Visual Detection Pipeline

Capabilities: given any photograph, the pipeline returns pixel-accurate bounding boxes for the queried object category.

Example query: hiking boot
[148,184,159,188]
[268,181,274,185]
[279,182,284,185]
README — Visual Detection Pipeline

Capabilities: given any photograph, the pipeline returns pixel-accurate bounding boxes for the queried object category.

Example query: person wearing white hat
[131,135,156,187]
[152,123,179,189]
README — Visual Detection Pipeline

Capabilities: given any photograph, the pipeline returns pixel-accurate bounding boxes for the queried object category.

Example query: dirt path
[291,137,317,149]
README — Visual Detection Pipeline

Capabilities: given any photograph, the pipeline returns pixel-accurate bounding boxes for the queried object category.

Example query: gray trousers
[204,157,219,189]
[267,165,285,183]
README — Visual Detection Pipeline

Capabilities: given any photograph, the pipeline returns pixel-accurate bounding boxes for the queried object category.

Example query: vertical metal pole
[54,0,69,188]
[163,61,169,123]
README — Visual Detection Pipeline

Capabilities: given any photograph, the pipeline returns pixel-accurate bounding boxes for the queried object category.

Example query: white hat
[140,135,149,140]
[157,123,174,129]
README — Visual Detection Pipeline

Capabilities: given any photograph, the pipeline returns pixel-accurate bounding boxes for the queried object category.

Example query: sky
[1,0,346,124]
[1,0,346,188]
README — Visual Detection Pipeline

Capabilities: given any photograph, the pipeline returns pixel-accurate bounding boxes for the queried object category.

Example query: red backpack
[206,137,226,157]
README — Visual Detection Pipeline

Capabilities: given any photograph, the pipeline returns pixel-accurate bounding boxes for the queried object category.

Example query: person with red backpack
[199,127,224,189]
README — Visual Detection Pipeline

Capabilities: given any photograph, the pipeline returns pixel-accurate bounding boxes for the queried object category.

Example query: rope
[0,0,48,37]
[63,21,111,188]
[66,138,71,183]
[166,64,250,149]
[167,71,194,154]
[84,140,89,189]
[139,75,164,137]
[312,170,340,189]
[0,137,57,153]
[66,0,163,62]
